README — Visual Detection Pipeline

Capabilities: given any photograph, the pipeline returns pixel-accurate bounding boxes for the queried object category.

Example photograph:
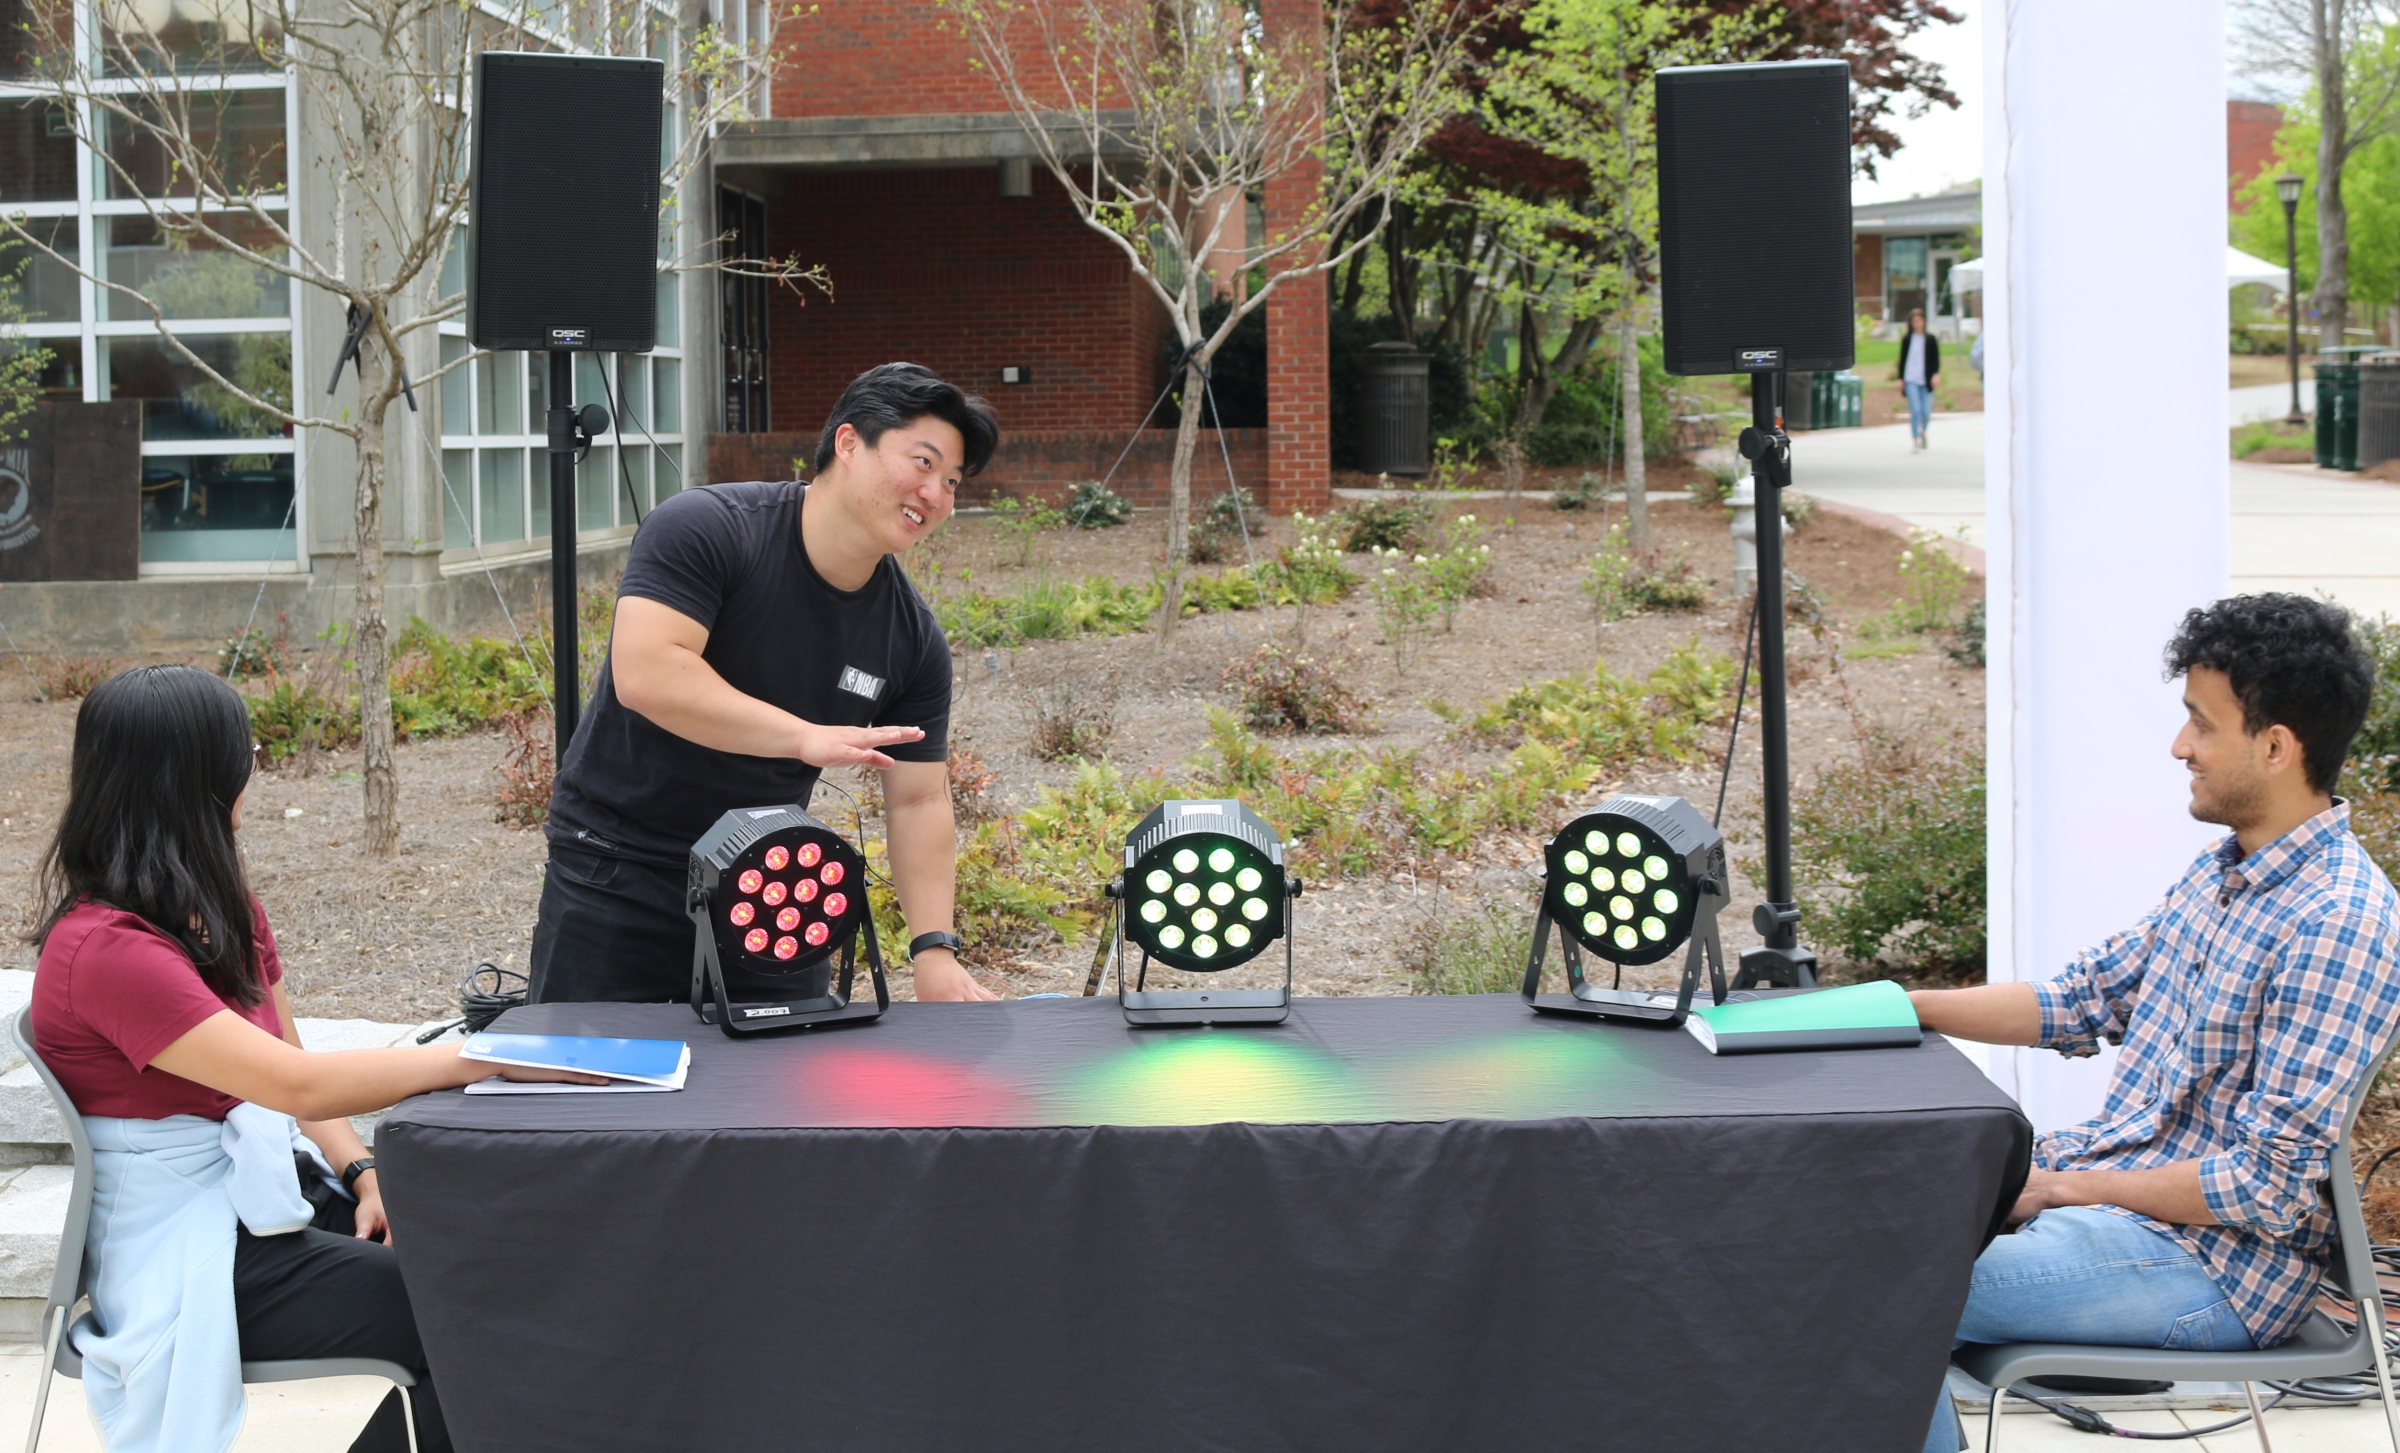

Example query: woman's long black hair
[31,664,265,1006]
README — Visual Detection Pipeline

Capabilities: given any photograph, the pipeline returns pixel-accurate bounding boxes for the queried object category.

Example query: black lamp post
[2278,172,2306,425]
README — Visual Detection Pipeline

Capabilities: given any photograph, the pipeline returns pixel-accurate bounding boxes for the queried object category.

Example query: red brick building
[703,4,1330,513]
[2227,99,2284,211]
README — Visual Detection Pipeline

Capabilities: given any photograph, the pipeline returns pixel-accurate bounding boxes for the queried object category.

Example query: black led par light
[1521,793,1730,1027]
[687,805,889,1037]
[1103,800,1298,1027]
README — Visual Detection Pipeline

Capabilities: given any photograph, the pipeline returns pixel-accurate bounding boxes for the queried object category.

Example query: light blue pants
[1906,380,1936,441]
[1922,1207,2253,1453]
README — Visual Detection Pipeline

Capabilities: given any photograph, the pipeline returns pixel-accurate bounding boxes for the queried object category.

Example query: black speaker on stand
[1655,58,1855,990]
[469,51,665,760]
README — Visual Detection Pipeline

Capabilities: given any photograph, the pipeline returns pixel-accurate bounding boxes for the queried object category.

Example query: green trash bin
[1835,370,1862,427]
[2317,361,2363,470]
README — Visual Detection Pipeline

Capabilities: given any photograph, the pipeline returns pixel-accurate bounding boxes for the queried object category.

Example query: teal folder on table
[1684,980,1923,1055]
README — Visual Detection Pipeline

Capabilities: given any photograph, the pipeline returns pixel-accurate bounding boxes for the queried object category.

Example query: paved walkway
[2233,379,2307,425]
[1781,415,2400,620]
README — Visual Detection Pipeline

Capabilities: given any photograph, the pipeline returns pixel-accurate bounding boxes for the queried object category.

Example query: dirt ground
[0,481,1979,1023]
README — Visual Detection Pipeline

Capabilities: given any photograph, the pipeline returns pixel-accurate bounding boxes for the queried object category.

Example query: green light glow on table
[1055,1034,1360,1126]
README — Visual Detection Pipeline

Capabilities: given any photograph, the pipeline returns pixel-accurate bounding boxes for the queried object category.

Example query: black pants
[530,844,823,1004]
[233,1193,450,1453]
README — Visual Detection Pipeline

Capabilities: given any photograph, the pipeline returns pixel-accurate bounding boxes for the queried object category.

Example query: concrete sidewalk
[1780,416,2400,621]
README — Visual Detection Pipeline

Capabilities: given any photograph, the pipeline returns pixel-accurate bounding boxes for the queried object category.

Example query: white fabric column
[1981,0,2230,1130]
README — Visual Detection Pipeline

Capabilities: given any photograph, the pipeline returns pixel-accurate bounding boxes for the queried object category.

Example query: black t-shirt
[547,481,951,867]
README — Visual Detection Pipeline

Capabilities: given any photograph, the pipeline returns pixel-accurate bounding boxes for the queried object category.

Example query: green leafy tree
[0,238,53,444]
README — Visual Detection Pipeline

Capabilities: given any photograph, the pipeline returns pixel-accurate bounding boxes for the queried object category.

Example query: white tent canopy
[1948,246,2289,294]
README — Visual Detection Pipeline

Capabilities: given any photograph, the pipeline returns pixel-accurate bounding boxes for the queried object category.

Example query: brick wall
[764,166,1170,439]
[771,8,1097,119]
[1853,234,1885,316]
[2227,99,2285,211]
[706,428,1265,511]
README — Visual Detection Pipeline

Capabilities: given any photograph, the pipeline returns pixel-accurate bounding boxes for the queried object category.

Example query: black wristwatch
[340,1157,377,1193]
[908,931,964,961]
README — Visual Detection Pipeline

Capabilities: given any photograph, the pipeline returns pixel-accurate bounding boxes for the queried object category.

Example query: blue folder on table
[459,1033,688,1085]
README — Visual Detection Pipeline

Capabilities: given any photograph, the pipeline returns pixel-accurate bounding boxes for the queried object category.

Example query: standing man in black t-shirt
[531,363,1000,1004]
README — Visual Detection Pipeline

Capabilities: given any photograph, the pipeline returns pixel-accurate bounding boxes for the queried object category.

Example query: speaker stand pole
[547,348,579,761]
[1736,369,1817,991]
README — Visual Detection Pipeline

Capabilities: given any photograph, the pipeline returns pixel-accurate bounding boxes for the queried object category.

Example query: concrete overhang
[715,110,1143,171]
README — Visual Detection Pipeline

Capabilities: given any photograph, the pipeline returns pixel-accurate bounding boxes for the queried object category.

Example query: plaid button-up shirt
[2032,801,2400,1347]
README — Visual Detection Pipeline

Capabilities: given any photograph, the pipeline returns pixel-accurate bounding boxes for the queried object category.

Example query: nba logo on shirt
[838,666,886,702]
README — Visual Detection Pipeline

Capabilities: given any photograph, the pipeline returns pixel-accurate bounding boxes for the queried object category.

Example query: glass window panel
[528,448,549,537]
[656,442,680,500]
[1885,236,1928,321]
[577,444,613,529]
[617,355,649,436]
[574,353,607,422]
[439,335,469,437]
[479,447,524,545]
[620,441,650,513]
[102,90,287,200]
[0,100,80,199]
[526,352,547,423]
[442,448,471,548]
[101,0,286,76]
[475,350,523,435]
[438,227,465,302]
[3,218,79,323]
[105,214,288,321]
[3,338,81,403]
[654,357,680,434]
[138,449,294,562]
[104,332,291,441]
[656,271,677,342]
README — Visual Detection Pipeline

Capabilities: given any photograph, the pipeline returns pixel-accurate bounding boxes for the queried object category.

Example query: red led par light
[1521,793,1729,1028]
[687,806,888,1037]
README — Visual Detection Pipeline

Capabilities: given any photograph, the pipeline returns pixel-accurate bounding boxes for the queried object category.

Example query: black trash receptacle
[1356,343,1431,476]
[2357,359,2400,470]
[1785,371,1817,431]
[2317,361,2362,470]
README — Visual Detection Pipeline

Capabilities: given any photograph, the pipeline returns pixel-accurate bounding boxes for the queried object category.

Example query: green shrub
[249,679,360,760]
[934,576,1158,647]
[1887,530,1974,634]
[1264,512,1356,603]
[1182,568,1266,614]
[1365,545,1440,673]
[1405,895,1531,996]
[1625,550,1711,613]
[1338,496,1433,553]
[1027,678,1118,762]
[1463,642,1734,765]
[1063,480,1133,529]
[1790,735,1986,981]
[1948,598,1986,668]
[988,494,1066,567]
[1223,640,1369,733]
[1422,513,1493,632]
[1552,470,1614,512]
[1189,486,1263,564]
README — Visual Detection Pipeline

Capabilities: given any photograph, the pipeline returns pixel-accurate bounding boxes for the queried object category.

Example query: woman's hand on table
[350,1169,391,1243]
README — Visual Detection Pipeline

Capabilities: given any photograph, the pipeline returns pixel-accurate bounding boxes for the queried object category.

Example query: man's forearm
[2020,1161,2217,1226]
[885,792,957,940]
[617,642,807,759]
[1910,981,2042,1046]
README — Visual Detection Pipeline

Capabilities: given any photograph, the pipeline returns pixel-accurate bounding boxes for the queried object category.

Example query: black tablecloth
[378,995,2029,1453]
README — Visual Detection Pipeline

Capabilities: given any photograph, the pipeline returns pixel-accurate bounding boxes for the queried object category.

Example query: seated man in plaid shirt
[1912,594,2400,1453]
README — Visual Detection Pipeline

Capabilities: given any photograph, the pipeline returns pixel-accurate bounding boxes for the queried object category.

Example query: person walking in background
[1901,307,1941,451]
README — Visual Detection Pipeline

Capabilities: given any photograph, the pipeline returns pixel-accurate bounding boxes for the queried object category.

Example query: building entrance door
[719,188,769,433]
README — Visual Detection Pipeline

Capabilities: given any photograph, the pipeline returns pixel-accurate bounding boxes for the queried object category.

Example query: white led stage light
[1102,800,1297,1027]
[687,806,888,1036]
[1521,793,1729,1027]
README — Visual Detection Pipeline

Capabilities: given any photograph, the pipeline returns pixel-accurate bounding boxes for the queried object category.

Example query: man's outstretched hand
[912,949,1000,1002]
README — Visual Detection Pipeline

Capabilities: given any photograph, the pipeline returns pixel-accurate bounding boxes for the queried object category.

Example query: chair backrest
[2319,1015,2400,1315]
[12,1006,96,1332]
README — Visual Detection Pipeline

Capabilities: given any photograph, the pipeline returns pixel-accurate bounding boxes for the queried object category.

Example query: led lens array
[1127,833,1278,968]
[1547,816,1690,963]
[721,834,855,964]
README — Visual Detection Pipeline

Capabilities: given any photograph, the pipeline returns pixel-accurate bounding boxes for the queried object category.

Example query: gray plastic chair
[1952,1026,2400,1453]
[11,1007,419,1453]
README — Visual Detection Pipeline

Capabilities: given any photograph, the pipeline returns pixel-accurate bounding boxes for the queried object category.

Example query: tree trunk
[2315,0,2352,353]
[1620,309,1649,554]
[1159,348,1209,637]
[352,341,400,858]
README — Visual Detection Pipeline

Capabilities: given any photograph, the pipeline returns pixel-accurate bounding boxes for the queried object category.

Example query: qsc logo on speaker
[1737,348,1785,372]
[546,327,590,349]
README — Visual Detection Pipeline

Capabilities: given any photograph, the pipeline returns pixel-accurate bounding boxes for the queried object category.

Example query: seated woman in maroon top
[28,666,594,1453]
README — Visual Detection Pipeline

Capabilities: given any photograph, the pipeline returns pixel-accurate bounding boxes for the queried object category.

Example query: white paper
[464,1043,690,1094]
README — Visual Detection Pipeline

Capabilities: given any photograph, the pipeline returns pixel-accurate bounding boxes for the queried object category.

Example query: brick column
[1262,0,1329,515]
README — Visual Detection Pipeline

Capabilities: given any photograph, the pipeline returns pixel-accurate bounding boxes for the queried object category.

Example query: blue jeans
[1922,1207,2253,1453]
[1906,380,1935,440]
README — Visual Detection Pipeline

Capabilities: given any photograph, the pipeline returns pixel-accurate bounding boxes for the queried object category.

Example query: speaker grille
[1656,61,1856,376]
[468,52,663,353]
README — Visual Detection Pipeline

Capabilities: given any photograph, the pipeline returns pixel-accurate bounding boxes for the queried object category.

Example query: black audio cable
[415,963,530,1043]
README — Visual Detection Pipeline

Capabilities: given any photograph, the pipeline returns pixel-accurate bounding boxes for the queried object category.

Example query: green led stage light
[687,805,889,1037]
[1521,793,1729,1027]
[1101,800,1298,1027]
